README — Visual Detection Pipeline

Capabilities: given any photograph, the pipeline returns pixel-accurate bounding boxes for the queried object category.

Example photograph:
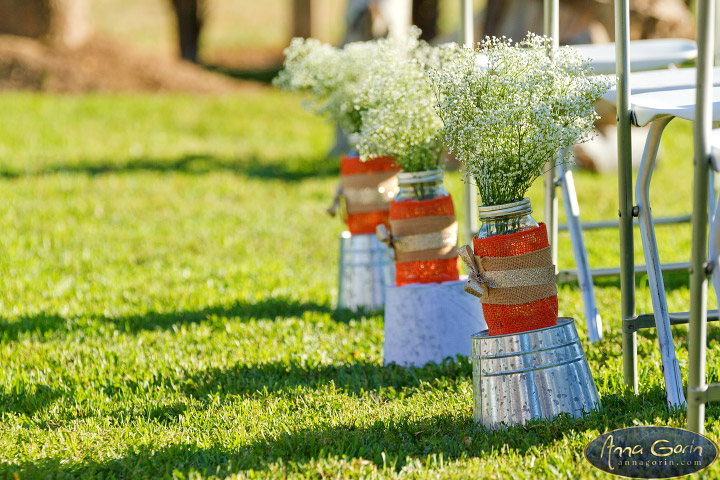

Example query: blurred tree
[169,0,205,63]
[0,0,90,47]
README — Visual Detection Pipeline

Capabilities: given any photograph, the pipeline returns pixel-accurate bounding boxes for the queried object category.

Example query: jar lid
[477,198,532,219]
[397,169,443,185]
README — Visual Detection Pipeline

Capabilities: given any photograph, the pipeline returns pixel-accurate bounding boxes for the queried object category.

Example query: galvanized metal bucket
[472,317,601,429]
[337,231,394,311]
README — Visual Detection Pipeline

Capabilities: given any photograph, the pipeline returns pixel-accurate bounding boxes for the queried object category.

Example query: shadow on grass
[0,297,366,342]
[204,64,282,84]
[103,297,364,333]
[176,356,471,399]
[0,384,67,417]
[0,313,72,343]
[0,154,340,182]
[240,389,679,471]
[0,387,692,478]
[95,358,470,419]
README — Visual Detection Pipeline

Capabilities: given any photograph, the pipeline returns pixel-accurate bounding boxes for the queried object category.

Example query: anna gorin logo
[585,426,718,478]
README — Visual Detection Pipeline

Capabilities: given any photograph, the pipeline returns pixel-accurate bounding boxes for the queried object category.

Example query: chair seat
[575,38,697,74]
[602,67,720,104]
[629,86,720,126]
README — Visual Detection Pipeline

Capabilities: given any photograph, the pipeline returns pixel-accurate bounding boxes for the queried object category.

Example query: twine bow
[457,244,558,305]
[458,244,492,300]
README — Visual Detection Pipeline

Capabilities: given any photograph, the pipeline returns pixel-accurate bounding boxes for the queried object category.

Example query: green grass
[0,89,719,479]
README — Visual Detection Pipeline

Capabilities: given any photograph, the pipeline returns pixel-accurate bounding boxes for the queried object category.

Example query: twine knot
[458,244,492,300]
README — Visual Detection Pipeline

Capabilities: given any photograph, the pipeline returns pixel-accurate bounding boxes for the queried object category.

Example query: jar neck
[475,198,538,238]
[347,133,360,150]
[395,170,447,202]
[477,198,533,222]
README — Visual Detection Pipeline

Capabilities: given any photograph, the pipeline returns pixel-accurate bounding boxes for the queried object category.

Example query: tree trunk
[0,0,90,47]
[411,0,438,41]
[170,0,205,63]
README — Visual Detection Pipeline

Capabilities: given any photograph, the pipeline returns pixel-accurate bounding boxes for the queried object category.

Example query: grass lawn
[0,89,719,479]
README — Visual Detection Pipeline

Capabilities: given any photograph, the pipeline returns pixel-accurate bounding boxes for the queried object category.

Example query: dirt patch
[0,34,262,93]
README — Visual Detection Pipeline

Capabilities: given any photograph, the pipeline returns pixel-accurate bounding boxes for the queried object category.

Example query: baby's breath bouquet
[273,37,377,138]
[431,34,612,206]
[355,29,458,172]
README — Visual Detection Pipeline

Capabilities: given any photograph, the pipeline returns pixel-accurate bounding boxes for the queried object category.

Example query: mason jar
[389,169,459,286]
[472,197,557,336]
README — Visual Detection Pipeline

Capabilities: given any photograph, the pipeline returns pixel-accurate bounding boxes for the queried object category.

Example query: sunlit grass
[0,90,718,478]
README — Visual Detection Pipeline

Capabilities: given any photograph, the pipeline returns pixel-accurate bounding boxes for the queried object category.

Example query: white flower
[274,37,377,136]
[430,34,613,206]
[354,30,459,172]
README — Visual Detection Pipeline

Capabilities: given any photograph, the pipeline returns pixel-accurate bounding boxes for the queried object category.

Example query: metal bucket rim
[474,353,588,377]
[471,317,573,340]
[472,338,581,360]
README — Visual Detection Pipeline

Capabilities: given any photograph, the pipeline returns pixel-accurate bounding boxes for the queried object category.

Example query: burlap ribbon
[327,172,397,217]
[377,215,458,263]
[458,244,557,305]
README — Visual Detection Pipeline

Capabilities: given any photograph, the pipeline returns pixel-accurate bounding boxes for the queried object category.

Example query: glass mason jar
[390,169,459,286]
[394,169,449,203]
[475,198,539,239]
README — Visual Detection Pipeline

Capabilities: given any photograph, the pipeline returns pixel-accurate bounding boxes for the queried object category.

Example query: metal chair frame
[687,0,718,434]
[542,0,718,410]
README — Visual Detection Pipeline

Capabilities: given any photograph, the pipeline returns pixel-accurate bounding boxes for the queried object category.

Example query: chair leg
[635,117,687,408]
[559,164,603,342]
[710,184,720,299]
[708,170,717,222]
[690,185,720,432]
[688,0,715,432]
[545,163,559,272]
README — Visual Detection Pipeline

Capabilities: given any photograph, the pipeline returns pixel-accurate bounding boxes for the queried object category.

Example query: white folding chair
[546,0,720,408]
[539,2,698,344]
[544,41,698,347]
[613,85,720,407]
